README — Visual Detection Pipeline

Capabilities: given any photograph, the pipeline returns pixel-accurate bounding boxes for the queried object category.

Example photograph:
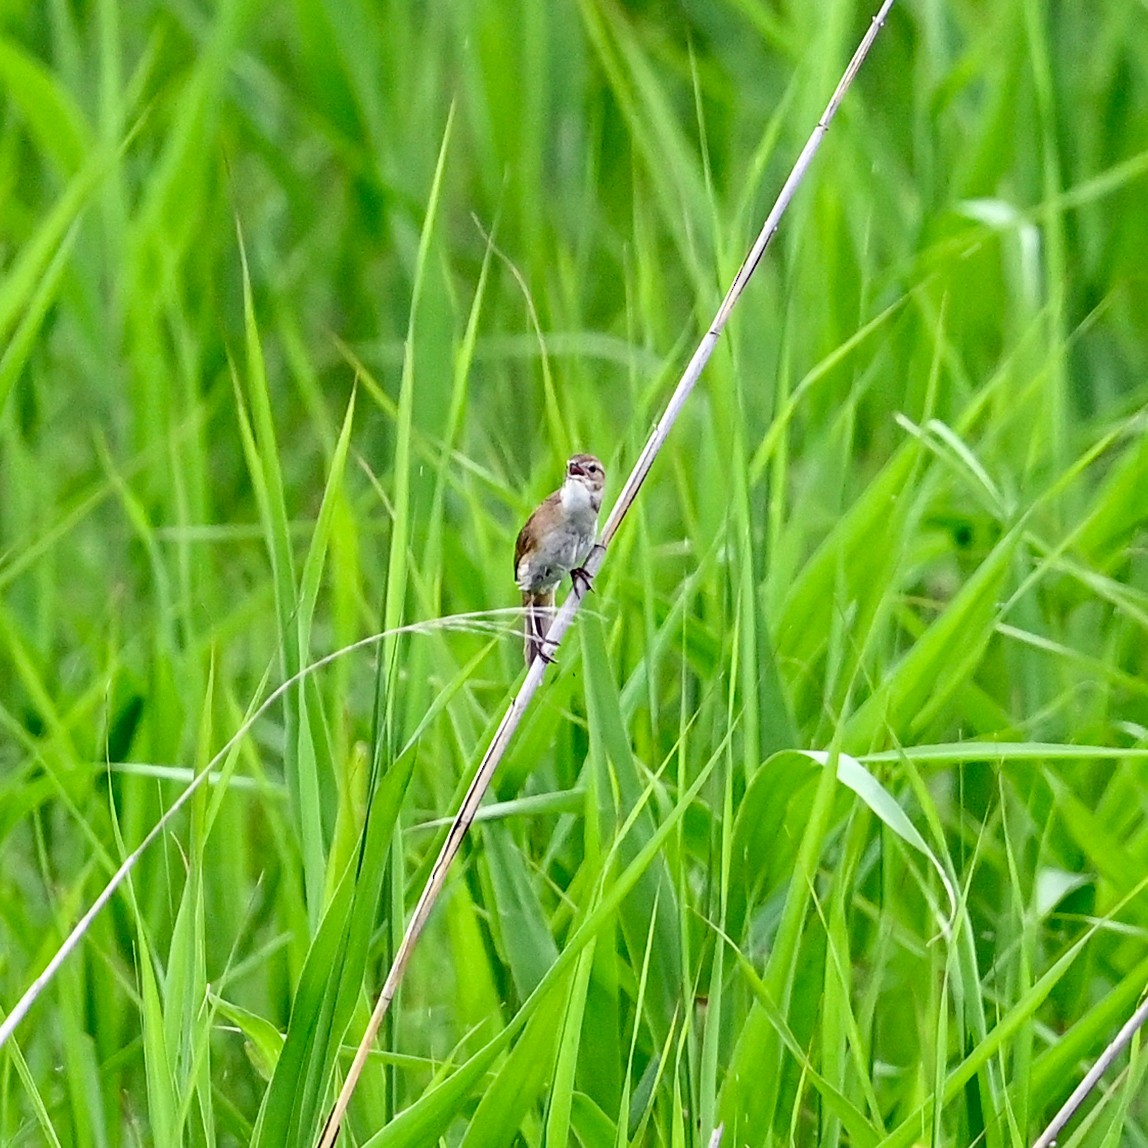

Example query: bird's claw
[570,566,594,597]
[527,638,558,666]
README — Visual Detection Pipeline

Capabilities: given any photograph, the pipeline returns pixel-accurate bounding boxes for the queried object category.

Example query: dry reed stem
[317,2,898,1143]
[1031,989,1148,1148]
[0,612,519,1052]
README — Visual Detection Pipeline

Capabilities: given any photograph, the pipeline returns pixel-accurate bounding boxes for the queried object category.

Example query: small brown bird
[514,453,605,665]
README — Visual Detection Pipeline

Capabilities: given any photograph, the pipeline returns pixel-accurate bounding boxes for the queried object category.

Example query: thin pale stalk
[1031,990,1148,1148]
[0,611,517,1052]
[317,3,897,1142]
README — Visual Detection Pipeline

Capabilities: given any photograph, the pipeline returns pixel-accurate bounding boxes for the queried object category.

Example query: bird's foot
[526,637,558,667]
[570,566,594,598]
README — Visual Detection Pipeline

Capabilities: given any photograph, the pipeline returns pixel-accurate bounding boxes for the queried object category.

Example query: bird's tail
[522,588,556,666]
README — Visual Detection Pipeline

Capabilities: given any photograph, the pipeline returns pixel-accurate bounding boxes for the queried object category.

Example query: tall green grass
[2,0,1148,1144]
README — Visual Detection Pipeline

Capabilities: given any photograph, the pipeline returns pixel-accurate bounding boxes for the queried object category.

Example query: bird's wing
[514,490,560,581]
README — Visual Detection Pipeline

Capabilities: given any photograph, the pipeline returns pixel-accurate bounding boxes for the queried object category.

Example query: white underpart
[560,476,594,515]
[517,477,599,592]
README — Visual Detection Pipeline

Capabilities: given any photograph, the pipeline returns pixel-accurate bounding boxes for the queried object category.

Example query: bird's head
[565,453,605,496]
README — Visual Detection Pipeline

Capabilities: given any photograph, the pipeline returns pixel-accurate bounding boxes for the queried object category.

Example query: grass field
[3,0,1148,1144]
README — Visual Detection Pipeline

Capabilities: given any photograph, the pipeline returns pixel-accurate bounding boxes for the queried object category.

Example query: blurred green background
[2,0,1148,1144]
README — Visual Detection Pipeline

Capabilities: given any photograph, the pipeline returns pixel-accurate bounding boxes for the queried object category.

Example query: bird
[514,453,605,666]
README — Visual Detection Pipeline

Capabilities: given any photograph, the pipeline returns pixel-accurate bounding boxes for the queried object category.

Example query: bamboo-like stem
[317,3,897,1143]
[0,610,524,1053]
[1031,988,1148,1148]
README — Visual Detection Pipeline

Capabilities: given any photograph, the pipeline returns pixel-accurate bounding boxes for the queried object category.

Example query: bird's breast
[516,515,596,591]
